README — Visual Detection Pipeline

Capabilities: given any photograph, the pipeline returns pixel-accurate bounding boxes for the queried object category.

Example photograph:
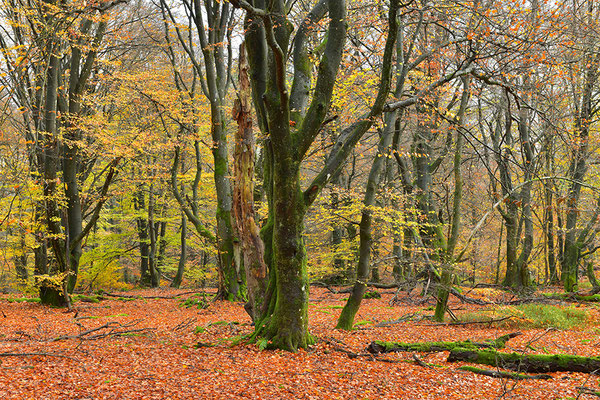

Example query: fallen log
[577,387,600,398]
[458,365,552,380]
[100,290,207,300]
[542,292,600,303]
[448,349,600,373]
[367,332,521,354]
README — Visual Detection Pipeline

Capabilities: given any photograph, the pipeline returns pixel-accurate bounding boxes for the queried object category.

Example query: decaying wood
[367,332,521,354]
[448,349,600,373]
[458,365,552,380]
[100,291,206,300]
[423,316,513,327]
[52,320,154,341]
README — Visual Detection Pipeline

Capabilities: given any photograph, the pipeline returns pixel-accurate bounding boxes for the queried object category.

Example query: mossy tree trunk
[433,76,470,322]
[561,64,596,292]
[237,0,411,350]
[240,0,345,351]
[586,261,600,292]
[448,348,600,374]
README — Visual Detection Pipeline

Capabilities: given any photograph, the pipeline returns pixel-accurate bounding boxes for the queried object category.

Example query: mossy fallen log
[542,292,600,302]
[458,365,552,380]
[367,332,521,354]
[448,349,600,373]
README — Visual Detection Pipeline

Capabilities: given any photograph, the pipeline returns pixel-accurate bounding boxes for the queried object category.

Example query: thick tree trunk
[40,33,67,306]
[256,165,312,351]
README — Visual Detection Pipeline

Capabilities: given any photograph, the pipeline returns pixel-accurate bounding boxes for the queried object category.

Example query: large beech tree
[230,0,401,351]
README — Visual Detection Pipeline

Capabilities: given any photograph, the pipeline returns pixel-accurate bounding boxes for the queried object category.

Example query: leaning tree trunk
[337,108,399,330]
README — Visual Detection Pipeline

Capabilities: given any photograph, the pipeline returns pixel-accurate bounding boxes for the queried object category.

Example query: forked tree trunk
[240,0,399,351]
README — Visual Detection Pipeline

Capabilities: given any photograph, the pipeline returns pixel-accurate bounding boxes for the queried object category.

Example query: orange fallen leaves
[0,288,596,399]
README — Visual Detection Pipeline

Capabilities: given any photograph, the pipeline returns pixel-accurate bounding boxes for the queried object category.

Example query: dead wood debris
[51,320,155,341]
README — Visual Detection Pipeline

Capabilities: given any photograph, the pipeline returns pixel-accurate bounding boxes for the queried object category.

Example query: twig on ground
[413,354,433,369]
[577,386,600,398]
[0,352,78,361]
[421,316,513,327]
[51,320,155,341]
[375,312,419,327]
[321,337,374,360]
[173,318,197,332]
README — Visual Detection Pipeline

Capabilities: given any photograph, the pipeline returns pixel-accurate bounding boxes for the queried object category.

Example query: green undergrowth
[71,294,105,303]
[180,293,209,309]
[457,304,589,330]
[4,297,40,303]
[364,291,381,299]
[194,321,240,334]
[543,292,600,302]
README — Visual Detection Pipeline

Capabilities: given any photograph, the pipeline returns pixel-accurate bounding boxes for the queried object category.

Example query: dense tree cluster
[1,0,600,351]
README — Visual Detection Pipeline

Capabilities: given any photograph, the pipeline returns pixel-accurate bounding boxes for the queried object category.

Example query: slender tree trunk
[337,111,399,330]
[14,229,28,283]
[171,214,187,288]
[434,76,470,322]
[586,261,600,292]
[147,183,160,288]
[135,187,151,286]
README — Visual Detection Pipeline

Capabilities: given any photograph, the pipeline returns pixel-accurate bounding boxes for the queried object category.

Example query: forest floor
[0,286,599,399]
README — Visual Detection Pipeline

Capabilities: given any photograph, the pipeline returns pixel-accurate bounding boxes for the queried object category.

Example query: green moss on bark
[448,349,600,373]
